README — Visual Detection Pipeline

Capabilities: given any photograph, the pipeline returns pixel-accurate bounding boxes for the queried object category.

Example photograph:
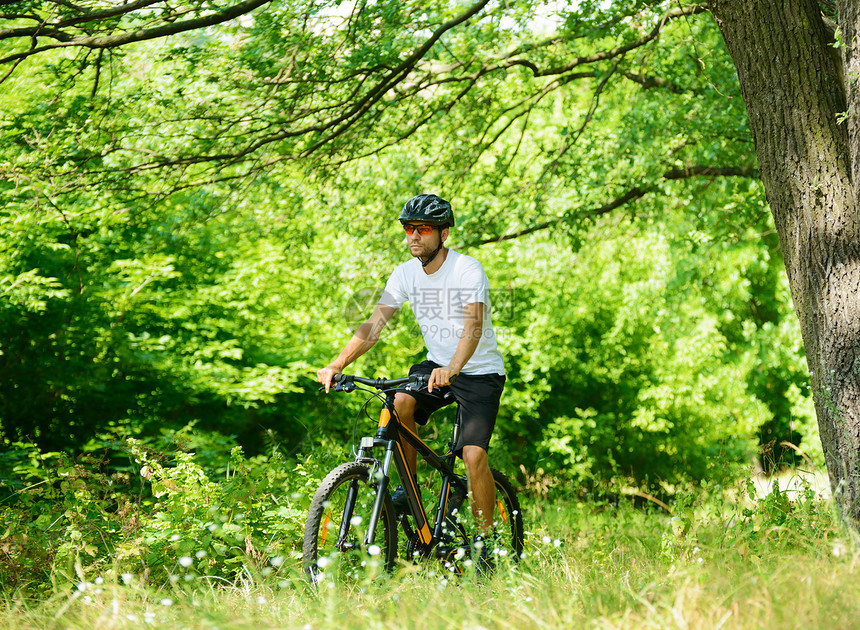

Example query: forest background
[0,0,836,604]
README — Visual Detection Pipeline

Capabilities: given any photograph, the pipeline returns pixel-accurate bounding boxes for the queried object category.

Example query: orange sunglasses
[403,224,436,236]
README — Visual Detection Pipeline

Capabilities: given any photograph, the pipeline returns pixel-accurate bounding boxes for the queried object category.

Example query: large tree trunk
[708,0,860,522]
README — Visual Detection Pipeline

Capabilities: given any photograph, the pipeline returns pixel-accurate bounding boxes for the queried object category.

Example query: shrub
[0,435,334,594]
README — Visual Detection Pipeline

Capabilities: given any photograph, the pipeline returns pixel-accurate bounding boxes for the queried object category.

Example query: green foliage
[9,477,854,628]
[477,218,810,490]
[0,435,336,595]
[0,145,814,489]
[0,430,841,603]
[736,476,833,542]
[0,184,331,451]
[0,1,823,598]
[123,439,313,584]
[0,440,136,593]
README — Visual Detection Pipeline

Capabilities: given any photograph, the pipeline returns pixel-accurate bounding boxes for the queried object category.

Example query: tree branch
[663,165,758,179]
[0,0,273,66]
[0,0,164,38]
[494,5,709,79]
[463,164,759,247]
[95,0,494,172]
[620,70,686,93]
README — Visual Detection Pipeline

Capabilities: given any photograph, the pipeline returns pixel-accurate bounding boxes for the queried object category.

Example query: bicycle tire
[443,468,524,565]
[302,462,398,582]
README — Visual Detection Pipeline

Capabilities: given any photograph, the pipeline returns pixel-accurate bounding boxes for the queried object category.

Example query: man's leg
[462,444,495,536]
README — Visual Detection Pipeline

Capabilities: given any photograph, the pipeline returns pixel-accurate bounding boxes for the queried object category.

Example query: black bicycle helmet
[398,194,455,228]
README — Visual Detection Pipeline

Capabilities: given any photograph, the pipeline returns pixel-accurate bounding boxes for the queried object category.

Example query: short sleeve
[458,260,490,306]
[378,264,408,310]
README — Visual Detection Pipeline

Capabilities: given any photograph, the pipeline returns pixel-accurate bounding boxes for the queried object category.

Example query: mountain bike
[302,373,524,582]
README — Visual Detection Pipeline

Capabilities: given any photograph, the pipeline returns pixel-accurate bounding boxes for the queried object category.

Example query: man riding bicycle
[317,194,506,566]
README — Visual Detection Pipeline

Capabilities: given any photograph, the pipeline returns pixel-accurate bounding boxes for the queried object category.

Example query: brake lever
[317,383,357,393]
[405,374,427,392]
[404,373,457,392]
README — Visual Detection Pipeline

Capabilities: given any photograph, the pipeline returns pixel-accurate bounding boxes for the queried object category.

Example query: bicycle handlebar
[332,373,427,391]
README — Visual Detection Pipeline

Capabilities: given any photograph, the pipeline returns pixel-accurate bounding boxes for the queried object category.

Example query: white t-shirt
[379,250,505,375]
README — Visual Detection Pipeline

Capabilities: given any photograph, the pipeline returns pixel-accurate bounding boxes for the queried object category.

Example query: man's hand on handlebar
[428,365,459,393]
[318,370,450,393]
[317,366,342,393]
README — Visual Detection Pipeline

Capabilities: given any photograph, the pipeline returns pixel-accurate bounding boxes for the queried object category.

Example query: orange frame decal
[394,440,433,545]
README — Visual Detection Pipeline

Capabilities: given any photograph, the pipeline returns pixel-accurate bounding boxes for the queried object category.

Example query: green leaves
[481,213,802,490]
[1,269,69,313]
[0,0,813,501]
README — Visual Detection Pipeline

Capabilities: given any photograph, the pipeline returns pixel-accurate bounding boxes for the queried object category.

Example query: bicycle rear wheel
[443,468,524,566]
[302,462,398,583]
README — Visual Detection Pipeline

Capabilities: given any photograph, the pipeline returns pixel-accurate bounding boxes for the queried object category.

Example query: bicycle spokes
[304,463,398,582]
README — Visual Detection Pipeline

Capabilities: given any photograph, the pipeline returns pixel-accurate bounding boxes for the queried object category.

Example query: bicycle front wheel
[302,462,398,582]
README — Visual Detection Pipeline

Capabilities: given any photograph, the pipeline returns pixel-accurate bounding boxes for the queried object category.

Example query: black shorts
[397,360,505,455]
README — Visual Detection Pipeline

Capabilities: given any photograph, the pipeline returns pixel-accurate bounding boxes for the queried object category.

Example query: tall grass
[4,476,859,630]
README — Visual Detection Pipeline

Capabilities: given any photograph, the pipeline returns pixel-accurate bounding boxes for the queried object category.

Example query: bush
[0,435,335,595]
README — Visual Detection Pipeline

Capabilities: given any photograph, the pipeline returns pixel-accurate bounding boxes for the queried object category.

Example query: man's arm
[428,301,484,392]
[317,304,397,392]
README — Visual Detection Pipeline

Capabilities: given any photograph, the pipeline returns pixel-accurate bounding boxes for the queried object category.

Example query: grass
[3,476,860,629]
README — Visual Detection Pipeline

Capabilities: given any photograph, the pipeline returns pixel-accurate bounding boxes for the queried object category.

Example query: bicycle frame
[349,386,467,554]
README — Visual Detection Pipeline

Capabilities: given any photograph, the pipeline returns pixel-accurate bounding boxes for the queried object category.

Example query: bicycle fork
[341,401,400,552]
[351,438,395,550]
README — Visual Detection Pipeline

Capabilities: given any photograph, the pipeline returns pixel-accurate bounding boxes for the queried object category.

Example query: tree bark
[708,0,860,523]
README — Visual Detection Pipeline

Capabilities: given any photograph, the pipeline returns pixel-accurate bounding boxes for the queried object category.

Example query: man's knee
[394,393,418,422]
[462,445,489,472]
